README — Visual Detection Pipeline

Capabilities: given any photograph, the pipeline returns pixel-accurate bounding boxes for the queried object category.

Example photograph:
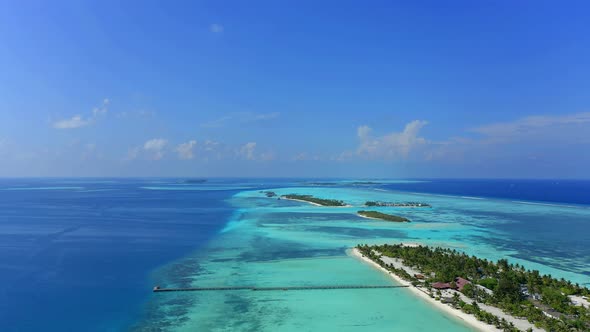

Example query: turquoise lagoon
[134,185,590,331]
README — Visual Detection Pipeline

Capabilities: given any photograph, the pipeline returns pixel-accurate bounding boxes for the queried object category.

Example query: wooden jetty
[153,285,409,292]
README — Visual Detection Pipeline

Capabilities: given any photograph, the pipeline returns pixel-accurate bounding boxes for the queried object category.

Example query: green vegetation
[478,277,498,291]
[357,210,410,222]
[460,301,520,331]
[356,243,590,332]
[281,194,346,206]
[365,201,431,207]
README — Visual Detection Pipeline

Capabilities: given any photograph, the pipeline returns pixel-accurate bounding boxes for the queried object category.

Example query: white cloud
[201,115,233,128]
[357,120,428,159]
[204,140,220,151]
[53,98,110,129]
[426,112,590,162]
[255,112,280,120]
[176,140,197,160]
[357,125,372,141]
[210,23,224,33]
[293,152,309,161]
[53,115,91,129]
[331,151,354,162]
[143,138,168,160]
[144,138,167,150]
[238,142,257,160]
[259,151,276,161]
[201,112,280,128]
[292,152,322,161]
[92,99,109,116]
[471,112,590,141]
[125,147,141,161]
[116,109,156,119]
[137,110,155,118]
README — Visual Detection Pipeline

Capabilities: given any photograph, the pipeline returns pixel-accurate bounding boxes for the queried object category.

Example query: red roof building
[455,277,471,291]
[432,282,452,289]
[432,278,471,291]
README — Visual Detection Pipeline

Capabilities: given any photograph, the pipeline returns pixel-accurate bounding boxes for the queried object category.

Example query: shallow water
[137,199,472,331]
[134,185,590,331]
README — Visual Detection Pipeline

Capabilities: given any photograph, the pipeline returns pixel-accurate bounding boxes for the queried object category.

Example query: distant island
[365,201,431,207]
[357,210,410,222]
[301,181,382,186]
[354,243,590,332]
[260,191,277,197]
[178,179,207,184]
[281,194,347,206]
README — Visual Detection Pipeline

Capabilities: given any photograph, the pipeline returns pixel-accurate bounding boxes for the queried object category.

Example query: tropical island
[365,201,431,207]
[281,194,347,206]
[178,179,207,184]
[260,191,277,197]
[357,210,410,222]
[350,181,382,185]
[301,181,382,186]
[302,182,340,186]
[354,243,590,332]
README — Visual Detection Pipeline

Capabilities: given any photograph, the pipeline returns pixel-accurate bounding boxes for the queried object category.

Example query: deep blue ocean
[0,178,588,331]
[0,178,249,332]
[383,179,590,205]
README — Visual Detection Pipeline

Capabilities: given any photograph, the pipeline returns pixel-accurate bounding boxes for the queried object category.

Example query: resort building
[432,277,471,291]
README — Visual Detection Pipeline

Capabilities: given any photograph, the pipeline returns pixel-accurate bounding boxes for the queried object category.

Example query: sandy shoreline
[356,213,410,223]
[348,247,501,332]
[281,197,352,207]
[281,197,323,206]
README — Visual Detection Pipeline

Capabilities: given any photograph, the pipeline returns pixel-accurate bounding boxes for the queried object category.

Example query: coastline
[356,213,409,223]
[281,197,323,206]
[281,197,352,207]
[357,213,384,221]
[348,247,501,332]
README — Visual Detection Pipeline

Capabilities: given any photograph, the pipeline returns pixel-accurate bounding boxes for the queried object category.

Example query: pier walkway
[153,285,409,292]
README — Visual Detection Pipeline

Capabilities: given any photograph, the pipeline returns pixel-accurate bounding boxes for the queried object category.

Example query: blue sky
[1,1,589,178]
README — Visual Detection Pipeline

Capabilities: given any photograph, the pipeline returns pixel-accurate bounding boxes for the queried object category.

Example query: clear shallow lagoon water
[1,178,589,331]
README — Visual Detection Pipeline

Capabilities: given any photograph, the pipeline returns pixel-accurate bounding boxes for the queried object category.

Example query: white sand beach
[281,197,352,207]
[281,197,323,206]
[350,247,544,332]
[350,247,505,332]
[356,213,410,223]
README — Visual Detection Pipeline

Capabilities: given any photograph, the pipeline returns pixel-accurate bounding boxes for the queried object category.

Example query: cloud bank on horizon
[1,1,589,178]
